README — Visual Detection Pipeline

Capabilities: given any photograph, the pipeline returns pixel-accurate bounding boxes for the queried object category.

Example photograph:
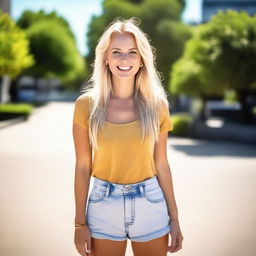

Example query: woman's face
[105,33,143,79]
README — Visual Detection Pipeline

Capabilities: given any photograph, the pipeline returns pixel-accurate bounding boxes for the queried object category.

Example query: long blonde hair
[81,17,171,151]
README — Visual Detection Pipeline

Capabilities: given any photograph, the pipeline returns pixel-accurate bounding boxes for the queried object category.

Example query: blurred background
[0,0,256,256]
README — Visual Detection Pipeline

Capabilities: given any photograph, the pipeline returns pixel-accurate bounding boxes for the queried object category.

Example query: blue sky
[11,0,202,56]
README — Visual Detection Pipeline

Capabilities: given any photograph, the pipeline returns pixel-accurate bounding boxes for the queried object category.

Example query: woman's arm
[153,131,179,222]
[73,123,92,224]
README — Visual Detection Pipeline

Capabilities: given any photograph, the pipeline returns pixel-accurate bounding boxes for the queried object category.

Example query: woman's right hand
[74,224,92,256]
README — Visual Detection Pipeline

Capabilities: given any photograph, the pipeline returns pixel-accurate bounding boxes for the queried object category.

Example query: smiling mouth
[117,66,132,71]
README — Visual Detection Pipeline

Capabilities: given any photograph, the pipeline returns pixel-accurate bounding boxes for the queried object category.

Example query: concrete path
[0,102,256,256]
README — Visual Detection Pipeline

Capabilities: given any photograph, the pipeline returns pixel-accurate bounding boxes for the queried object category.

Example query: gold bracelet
[75,226,86,229]
[74,222,86,228]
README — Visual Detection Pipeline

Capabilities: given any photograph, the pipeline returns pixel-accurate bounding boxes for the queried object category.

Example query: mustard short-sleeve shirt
[73,95,173,184]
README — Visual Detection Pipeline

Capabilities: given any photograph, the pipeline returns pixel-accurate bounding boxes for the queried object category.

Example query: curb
[0,116,26,129]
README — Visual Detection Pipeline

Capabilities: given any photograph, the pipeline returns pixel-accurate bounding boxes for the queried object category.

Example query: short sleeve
[72,95,90,129]
[159,104,173,133]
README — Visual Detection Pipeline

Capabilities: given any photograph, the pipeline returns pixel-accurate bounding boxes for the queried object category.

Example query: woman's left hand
[167,220,184,253]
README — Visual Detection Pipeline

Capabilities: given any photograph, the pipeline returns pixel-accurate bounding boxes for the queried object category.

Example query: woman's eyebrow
[112,48,138,50]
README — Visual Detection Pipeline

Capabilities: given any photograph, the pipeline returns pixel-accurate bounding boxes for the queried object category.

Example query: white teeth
[117,66,132,70]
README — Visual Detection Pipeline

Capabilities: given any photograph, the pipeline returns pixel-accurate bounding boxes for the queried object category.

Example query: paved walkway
[0,102,256,256]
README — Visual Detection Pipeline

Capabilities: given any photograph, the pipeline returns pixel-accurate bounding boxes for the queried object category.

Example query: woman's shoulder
[155,97,173,133]
[73,93,93,128]
[156,97,169,113]
[75,93,92,104]
[73,93,94,119]
[75,93,94,110]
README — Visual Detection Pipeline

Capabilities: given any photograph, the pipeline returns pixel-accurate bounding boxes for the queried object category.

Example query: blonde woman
[73,17,183,256]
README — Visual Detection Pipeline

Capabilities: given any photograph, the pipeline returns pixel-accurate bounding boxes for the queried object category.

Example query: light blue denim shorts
[85,175,171,242]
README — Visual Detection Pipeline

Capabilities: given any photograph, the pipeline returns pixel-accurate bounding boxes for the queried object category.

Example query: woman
[72,17,183,256]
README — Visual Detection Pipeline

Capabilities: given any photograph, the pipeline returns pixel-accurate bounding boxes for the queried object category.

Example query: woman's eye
[112,51,137,54]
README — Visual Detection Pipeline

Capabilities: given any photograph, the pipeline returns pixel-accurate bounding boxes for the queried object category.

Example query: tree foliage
[23,19,85,85]
[17,9,76,43]
[17,10,86,86]
[172,10,256,94]
[170,10,256,122]
[0,10,34,78]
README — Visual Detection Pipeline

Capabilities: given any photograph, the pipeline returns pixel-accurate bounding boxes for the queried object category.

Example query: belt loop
[105,183,110,197]
[139,184,144,197]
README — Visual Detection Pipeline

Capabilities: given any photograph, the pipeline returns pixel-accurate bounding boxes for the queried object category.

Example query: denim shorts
[85,175,171,242]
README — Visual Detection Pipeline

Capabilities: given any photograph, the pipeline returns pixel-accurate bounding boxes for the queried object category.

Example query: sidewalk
[0,101,256,256]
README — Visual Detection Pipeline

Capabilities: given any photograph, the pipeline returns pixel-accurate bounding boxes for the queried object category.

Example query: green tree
[0,10,34,103]
[16,10,87,88]
[17,9,76,44]
[23,19,86,87]
[170,10,256,123]
[86,0,191,88]
[0,10,34,78]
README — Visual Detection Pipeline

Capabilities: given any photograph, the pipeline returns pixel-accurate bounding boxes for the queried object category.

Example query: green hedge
[171,113,193,136]
[0,103,33,114]
[0,103,33,121]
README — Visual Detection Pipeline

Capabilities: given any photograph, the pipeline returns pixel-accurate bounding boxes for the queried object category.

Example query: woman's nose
[119,53,129,59]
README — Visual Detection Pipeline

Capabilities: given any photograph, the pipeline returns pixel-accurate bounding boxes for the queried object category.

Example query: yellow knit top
[73,94,173,184]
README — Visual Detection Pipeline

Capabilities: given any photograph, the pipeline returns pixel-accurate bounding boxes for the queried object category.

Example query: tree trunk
[9,77,20,103]
[0,75,11,103]
[236,89,254,124]
[199,96,207,121]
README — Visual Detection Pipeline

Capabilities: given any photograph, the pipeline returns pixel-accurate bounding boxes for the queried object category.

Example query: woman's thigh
[89,237,127,256]
[131,233,169,256]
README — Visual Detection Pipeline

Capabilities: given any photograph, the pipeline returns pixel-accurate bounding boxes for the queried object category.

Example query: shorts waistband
[91,175,159,197]
[93,175,157,187]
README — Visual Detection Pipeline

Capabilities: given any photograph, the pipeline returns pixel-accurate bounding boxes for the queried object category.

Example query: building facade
[202,0,256,22]
[0,0,11,14]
